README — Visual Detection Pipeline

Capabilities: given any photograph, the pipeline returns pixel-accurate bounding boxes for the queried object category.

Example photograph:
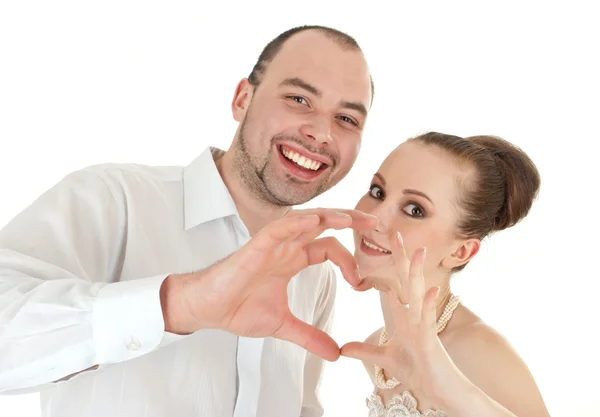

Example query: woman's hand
[342,231,460,401]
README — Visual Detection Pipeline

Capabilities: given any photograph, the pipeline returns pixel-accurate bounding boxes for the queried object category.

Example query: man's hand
[160,208,377,361]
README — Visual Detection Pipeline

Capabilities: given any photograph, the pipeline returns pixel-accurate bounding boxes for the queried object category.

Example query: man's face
[231,30,373,206]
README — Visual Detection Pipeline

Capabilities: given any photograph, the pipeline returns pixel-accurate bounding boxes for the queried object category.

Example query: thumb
[274,312,341,362]
[340,341,388,366]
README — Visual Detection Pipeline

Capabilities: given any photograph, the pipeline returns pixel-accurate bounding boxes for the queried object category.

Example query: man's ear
[232,78,254,122]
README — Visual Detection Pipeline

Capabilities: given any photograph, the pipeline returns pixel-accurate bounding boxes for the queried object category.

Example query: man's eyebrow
[279,77,321,96]
[340,100,367,118]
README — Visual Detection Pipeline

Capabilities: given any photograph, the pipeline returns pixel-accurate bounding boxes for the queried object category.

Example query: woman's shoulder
[442,304,513,358]
[442,305,549,416]
[442,304,519,373]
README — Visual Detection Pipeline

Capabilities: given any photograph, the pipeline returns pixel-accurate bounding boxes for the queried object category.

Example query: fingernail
[355,267,362,282]
[364,213,378,220]
[396,232,404,247]
[335,212,351,218]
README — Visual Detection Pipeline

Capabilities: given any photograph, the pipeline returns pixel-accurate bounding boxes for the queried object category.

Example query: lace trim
[366,391,447,417]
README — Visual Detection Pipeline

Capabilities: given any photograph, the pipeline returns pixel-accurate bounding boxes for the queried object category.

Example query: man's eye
[289,96,308,105]
[339,115,358,126]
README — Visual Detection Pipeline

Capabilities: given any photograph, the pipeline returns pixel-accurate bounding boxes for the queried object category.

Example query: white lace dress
[366,391,447,417]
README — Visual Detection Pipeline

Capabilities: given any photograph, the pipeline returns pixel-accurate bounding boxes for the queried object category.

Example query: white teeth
[363,239,390,253]
[281,148,323,171]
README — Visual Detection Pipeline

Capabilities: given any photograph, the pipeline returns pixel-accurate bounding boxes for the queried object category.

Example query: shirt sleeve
[300,262,337,417]
[0,168,181,394]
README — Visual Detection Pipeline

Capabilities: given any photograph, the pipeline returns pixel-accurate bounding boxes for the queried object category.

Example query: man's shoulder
[78,146,217,185]
[50,162,187,209]
[79,162,184,185]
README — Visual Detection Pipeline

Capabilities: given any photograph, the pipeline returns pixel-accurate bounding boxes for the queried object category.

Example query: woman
[342,132,551,416]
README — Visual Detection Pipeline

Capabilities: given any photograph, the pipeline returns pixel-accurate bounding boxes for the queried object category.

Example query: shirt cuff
[92,274,179,364]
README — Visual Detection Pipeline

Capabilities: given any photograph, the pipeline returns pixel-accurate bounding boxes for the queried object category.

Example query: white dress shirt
[0,147,336,417]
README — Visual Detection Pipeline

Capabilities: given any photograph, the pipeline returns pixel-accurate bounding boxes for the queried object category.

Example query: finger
[291,209,379,246]
[422,286,440,331]
[295,212,352,244]
[305,236,361,287]
[290,208,378,234]
[352,275,402,301]
[298,212,379,245]
[274,311,340,362]
[388,230,411,305]
[340,341,389,367]
[258,214,321,248]
[337,208,378,231]
[408,247,426,326]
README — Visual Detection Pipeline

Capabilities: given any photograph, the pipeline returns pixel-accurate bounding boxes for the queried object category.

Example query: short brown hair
[410,132,541,270]
[248,25,374,101]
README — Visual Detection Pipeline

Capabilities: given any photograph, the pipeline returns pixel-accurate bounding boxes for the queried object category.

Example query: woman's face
[353,141,479,282]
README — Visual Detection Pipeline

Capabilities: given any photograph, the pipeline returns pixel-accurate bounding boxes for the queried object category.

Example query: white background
[0,1,598,416]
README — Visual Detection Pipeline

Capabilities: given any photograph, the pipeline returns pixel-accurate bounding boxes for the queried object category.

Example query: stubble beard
[233,115,334,207]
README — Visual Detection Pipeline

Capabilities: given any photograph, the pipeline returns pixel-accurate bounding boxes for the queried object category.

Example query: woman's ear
[441,238,480,270]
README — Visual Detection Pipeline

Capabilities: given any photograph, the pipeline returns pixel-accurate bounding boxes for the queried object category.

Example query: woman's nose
[370,203,393,234]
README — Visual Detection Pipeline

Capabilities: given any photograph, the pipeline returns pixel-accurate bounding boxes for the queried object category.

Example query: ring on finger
[396,294,409,310]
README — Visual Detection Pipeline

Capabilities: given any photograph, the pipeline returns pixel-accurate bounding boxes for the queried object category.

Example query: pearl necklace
[374,293,461,390]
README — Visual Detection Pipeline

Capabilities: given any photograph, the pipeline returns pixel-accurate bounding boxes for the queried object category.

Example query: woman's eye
[403,203,424,218]
[369,184,384,199]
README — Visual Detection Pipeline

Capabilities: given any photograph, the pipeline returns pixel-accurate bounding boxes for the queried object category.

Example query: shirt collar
[183,147,239,230]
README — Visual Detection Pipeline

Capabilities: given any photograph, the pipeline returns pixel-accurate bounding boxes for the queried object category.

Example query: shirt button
[126,338,142,351]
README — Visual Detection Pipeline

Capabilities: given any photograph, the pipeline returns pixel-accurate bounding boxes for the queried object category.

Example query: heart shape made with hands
[174,207,450,395]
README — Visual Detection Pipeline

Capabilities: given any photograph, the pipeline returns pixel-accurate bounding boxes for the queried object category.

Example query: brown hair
[410,132,540,270]
[247,25,374,101]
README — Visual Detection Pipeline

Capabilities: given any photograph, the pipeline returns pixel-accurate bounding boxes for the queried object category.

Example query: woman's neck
[435,284,453,322]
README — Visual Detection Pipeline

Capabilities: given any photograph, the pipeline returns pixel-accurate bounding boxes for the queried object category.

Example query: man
[0,25,375,416]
